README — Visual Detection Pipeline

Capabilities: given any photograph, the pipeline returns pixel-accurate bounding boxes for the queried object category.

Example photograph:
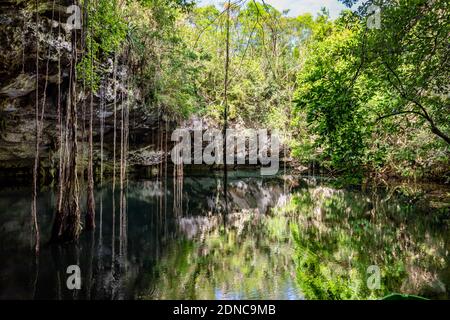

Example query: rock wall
[0,0,171,176]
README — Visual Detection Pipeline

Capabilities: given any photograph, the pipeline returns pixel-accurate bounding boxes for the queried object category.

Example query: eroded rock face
[0,1,170,173]
[0,1,71,171]
[1,74,37,98]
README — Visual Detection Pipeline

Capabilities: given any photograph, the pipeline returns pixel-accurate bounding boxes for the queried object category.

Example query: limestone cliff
[0,0,171,176]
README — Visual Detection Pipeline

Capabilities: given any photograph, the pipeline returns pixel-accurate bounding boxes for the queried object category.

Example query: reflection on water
[289,185,450,300]
[0,171,448,300]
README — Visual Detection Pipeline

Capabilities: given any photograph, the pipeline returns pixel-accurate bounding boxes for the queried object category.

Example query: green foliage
[73,0,449,181]
[292,1,449,180]
[294,23,371,171]
[75,0,202,118]
[184,2,313,130]
[126,0,202,118]
[77,0,127,91]
[139,209,296,299]
[287,184,449,299]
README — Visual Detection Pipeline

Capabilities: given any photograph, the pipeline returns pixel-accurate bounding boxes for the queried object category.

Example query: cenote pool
[0,170,449,300]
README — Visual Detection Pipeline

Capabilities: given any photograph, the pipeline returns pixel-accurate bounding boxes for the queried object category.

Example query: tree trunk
[86,17,96,230]
[222,1,231,213]
[86,87,96,229]
[52,8,64,243]
[51,28,81,243]
[31,0,40,253]
[59,70,81,242]
[431,124,450,146]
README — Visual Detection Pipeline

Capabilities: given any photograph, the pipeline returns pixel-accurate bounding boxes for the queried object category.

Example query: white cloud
[197,0,351,19]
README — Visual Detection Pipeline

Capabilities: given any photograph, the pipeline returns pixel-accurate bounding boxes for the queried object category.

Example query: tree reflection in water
[0,172,448,299]
[288,184,449,300]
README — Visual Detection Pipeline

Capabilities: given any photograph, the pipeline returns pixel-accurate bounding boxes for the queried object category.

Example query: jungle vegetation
[5,0,449,242]
[74,0,449,182]
[0,0,449,301]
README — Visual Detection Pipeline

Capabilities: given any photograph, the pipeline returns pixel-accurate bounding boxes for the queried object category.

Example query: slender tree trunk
[86,77,96,229]
[86,5,96,230]
[111,51,117,272]
[59,60,81,242]
[52,8,64,242]
[119,91,124,259]
[222,1,231,213]
[100,82,104,185]
[52,21,81,243]
[120,91,125,190]
[113,52,118,188]
[31,0,40,253]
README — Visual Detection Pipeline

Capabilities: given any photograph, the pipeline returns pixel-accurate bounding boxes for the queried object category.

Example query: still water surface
[0,171,449,299]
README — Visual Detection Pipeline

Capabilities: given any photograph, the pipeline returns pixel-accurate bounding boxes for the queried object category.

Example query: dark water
[0,171,449,300]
